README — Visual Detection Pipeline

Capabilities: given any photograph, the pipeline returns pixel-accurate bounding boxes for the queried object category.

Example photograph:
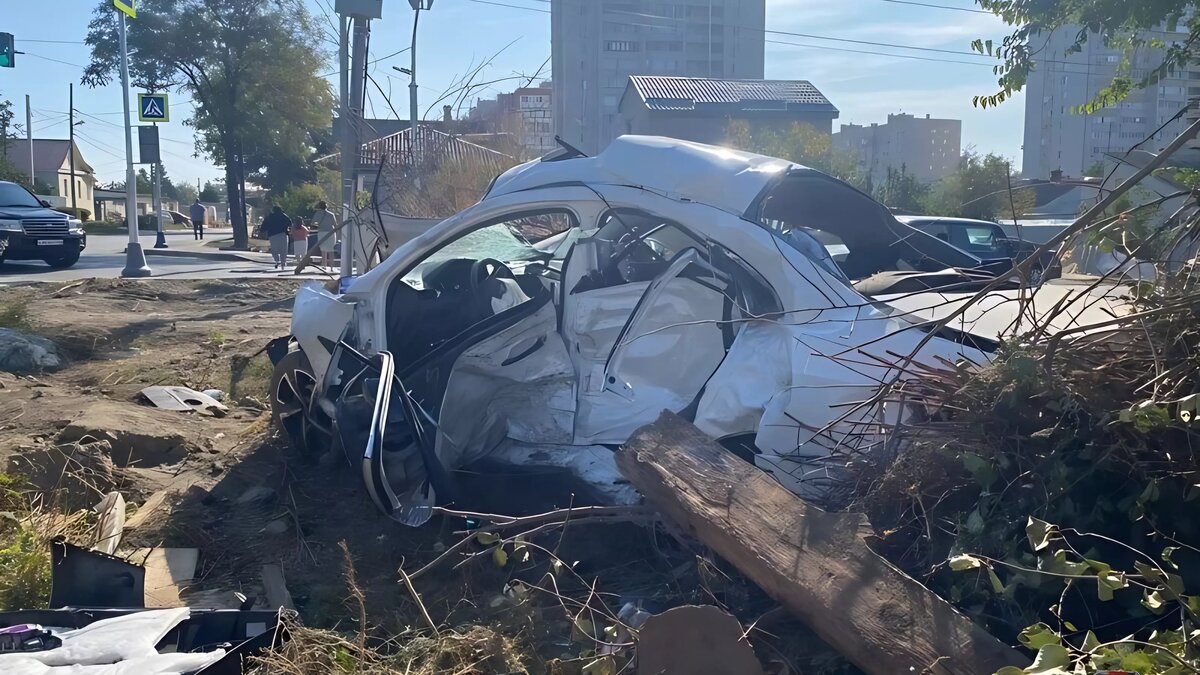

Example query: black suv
[0,181,86,269]
[897,216,1061,285]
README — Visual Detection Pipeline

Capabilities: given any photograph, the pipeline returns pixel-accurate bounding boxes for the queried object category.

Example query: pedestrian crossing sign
[138,93,169,122]
[113,0,136,18]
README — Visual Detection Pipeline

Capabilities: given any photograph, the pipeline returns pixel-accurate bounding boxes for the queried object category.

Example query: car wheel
[43,250,81,269]
[270,349,328,457]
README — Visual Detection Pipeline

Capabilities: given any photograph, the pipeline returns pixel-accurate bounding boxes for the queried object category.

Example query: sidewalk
[136,230,345,279]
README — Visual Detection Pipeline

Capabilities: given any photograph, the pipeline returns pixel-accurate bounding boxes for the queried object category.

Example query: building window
[605,40,639,52]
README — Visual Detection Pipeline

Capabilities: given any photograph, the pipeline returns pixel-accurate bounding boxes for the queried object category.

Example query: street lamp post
[118,10,150,277]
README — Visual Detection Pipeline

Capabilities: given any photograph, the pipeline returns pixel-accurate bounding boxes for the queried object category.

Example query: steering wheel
[468,258,516,297]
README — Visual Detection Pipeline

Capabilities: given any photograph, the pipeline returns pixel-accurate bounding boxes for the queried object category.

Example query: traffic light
[0,33,14,69]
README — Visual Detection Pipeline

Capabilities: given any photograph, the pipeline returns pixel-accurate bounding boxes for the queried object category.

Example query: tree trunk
[615,413,1026,675]
[225,153,247,250]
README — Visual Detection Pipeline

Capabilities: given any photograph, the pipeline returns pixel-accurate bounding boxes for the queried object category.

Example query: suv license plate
[37,240,62,246]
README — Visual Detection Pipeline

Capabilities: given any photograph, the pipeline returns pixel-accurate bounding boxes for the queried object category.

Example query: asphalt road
[0,229,332,284]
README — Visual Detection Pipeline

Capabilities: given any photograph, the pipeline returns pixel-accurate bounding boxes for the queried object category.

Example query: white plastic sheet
[0,608,226,675]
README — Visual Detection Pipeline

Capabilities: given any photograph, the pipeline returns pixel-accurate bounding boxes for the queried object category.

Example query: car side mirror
[40,200,51,208]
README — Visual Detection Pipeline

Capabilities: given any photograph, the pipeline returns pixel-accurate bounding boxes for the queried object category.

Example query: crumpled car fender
[291,283,355,386]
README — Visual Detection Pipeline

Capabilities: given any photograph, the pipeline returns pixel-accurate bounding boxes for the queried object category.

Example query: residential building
[618,76,839,146]
[1022,24,1200,179]
[833,113,962,184]
[1,139,96,209]
[468,83,556,158]
[552,0,766,154]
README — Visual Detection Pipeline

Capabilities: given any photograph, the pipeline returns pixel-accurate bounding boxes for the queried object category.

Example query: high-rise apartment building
[551,0,766,154]
[1022,25,1200,179]
[833,113,962,184]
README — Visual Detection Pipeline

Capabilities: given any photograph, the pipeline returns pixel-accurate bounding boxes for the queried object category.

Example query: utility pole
[117,9,151,277]
[69,84,77,211]
[25,95,33,186]
[152,149,164,248]
[334,0,385,282]
[339,17,369,280]
[409,4,420,165]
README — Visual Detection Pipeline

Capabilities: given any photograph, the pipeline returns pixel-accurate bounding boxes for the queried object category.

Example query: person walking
[290,215,310,268]
[263,206,292,270]
[188,199,207,240]
[311,201,339,270]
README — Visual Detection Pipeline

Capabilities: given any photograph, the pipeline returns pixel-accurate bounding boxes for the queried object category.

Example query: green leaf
[995,668,1024,675]
[1028,643,1070,672]
[1019,623,1061,650]
[475,531,499,545]
[967,509,986,534]
[949,554,983,571]
[1097,571,1127,602]
[1044,550,1088,576]
[988,566,1005,594]
[1026,517,1055,552]
[961,453,997,487]
[1081,631,1100,652]
[1162,546,1180,569]
[492,546,508,568]
[1119,651,1156,674]
[1142,589,1167,614]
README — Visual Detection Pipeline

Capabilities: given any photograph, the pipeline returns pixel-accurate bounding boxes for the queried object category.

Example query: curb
[134,247,269,264]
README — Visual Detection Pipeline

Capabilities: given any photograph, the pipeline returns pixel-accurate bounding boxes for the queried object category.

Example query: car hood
[0,206,69,220]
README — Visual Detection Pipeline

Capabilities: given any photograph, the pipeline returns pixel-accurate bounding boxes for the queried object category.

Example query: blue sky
[0,0,1025,185]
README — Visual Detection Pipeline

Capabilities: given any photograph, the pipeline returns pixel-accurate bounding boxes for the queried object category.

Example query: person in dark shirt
[262,206,292,270]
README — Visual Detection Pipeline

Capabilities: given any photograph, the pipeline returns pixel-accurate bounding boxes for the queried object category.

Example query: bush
[53,207,91,221]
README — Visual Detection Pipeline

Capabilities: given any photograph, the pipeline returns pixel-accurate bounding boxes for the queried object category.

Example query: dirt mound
[57,401,205,468]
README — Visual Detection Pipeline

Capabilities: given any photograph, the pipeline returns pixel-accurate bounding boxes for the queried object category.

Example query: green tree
[198,181,223,202]
[83,0,334,249]
[875,165,929,213]
[175,181,198,205]
[135,168,153,194]
[922,151,1033,221]
[271,182,326,219]
[1083,160,1108,178]
[723,120,872,192]
[973,0,1200,110]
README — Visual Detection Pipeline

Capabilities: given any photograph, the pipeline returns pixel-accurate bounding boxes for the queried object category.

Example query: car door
[573,237,779,445]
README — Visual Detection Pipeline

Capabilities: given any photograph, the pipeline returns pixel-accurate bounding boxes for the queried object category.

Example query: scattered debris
[0,328,62,375]
[237,486,276,506]
[91,492,125,556]
[133,548,199,609]
[616,412,1025,675]
[140,385,229,417]
[260,564,295,611]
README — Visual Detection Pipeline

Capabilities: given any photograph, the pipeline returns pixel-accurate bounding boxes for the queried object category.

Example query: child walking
[290,216,310,268]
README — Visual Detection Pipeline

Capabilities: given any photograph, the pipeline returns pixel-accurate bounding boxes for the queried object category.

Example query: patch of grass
[0,299,31,331]
[0,497,91,611]
[229,354,274,402]
[207,330,227,347]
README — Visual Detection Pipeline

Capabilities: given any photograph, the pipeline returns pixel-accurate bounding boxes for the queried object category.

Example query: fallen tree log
[615,413,1025,675]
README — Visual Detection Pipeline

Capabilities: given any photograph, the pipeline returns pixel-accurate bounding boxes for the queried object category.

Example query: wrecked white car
[270,136,1006,525]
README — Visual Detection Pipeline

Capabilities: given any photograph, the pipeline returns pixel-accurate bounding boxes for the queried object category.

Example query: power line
[22,39,88,44]
[765,39,990,68]
[21,51,86,68]
[879,0,991,13]
[467,0,549,13]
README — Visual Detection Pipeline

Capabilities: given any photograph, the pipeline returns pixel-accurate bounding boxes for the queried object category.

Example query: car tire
[43,250,81,269]
[270,349,328,457]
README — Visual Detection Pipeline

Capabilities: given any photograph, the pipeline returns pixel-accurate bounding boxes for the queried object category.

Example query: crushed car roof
[485,135,803,217]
